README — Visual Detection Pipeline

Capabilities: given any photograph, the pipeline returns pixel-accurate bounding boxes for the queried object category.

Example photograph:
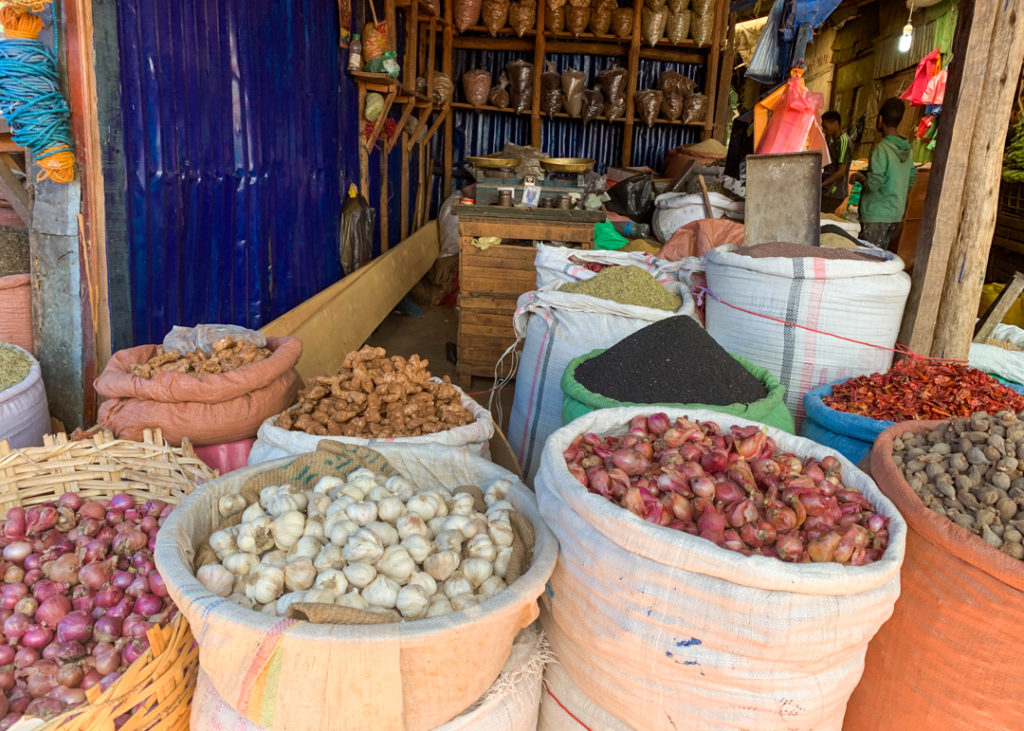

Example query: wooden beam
[930,0,1024,359]
[531,0,547,150]
[713,13,736,142]
[974,272,1024,343]
[0,154,30,225]
[442,1,453,199]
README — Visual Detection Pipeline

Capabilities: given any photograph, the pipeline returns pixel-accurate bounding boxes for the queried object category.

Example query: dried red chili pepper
[823,359,1024,422]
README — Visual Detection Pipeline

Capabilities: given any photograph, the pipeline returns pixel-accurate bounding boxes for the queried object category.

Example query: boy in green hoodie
[851,98,917,249]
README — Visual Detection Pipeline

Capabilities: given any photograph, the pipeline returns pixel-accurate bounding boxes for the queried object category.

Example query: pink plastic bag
[755,74,824,155]
[901,49,943,106]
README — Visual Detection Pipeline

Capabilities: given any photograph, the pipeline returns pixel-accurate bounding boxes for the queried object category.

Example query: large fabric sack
[651,191,744,243]
[659,218,744,261]
[845,421,1024,730]
[95,336,303,447]
[247,382,494,465]
[156,443,558,731]
[508,283,696,484]
[703,247,910,427]
[0,274,32,354]
[536,406,906,731]
[538,662,632,731]
[560,348,794,432]
[969,323,1024,385]
[191,627,550,731]
[0,345,49,448]
[534,243,682,289]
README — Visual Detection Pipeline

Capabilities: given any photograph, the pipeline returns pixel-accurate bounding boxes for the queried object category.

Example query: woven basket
[0,429,213,730]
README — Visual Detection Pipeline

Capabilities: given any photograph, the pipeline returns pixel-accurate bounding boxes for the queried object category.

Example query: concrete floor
[365,303,516,433]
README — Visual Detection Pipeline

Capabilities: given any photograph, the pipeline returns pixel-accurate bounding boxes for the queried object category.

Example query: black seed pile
[573,316,769,406]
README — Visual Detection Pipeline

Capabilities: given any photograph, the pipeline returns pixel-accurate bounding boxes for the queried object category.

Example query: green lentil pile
[558,266,681,311]
[0,343,30,392]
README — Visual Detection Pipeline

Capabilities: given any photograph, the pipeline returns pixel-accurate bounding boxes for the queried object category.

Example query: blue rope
[0,35,72,161]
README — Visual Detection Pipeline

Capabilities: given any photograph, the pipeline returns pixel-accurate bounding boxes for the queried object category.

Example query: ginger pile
[277,346,475,438]
[129,337,273,378]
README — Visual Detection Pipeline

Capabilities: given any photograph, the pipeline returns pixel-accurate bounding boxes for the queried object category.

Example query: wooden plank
[712,12,736,143]
[458,296,523,311]
[459,311,515,327]
[531,0,547,148]
[974,272,1024,343]
[457,218,596,241]
[702,0,727,140]
[0,155,30,224]
[458,333,518,350]
[443,0,453,199]
[623,0,643,166]
[460,322,516,339]
[380,134,390,252]
[930,0,1024,359]
[459,274,534,296]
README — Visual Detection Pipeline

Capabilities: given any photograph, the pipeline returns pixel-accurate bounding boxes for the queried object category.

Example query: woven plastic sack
[454,0,482,31]
[642,5,668,45]
[691,6,713,46]
[611,7,633,37]
[589,0,615,35]
[703,246,911,427]
[968,323,1024,384]
[538,662,632,731]
[635,89,663,128]
[536,406,906,731]
[561,69,586,117]
[248,380,495,465]
[561,349,794,432]
[651,191,744,242]
[668,0,689,11]
[509,0,536,36]
[489,73,511,108]
[362,21,388,61]
[462,69,492,107]
[0,274,33,354]
[507,283,697,483]
[844,422,1024,730]
[666,8,690,43]
[507,59,534,113]
[156,443,558,731]
[534,243,683,289]
[682,92,707,124]
[545,3,565,31]
[482,0,510,35]
[0,345,48,449]
[581,88,604,124]
[565,5,589,37]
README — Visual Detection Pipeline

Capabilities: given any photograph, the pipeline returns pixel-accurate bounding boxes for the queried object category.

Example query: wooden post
[442,0,453,199]
[899,0,1024,357]
[531,0,547,150]
[974,272,1024,343]
[623,0,643,167]
[713,12,736,143]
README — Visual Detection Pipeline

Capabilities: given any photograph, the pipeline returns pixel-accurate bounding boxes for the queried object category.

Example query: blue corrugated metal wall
[117,0,355,344]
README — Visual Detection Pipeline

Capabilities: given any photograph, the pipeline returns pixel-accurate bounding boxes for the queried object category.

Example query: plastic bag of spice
[433,73,455,105]
[645,0,667,8]
[565,5,590,36]
[598,65,627,116]
[668,0,689,11]
[362,21,389,62]
[507,59,534,113]
[611,7,633,37]
[581,88,604,124]
[666,9,689,43]
[489,72,511,108]
[482,0,510,35]
[509,0,536,37]
[545,3,565,31]
[661,93,683,121]
[541,62,563,117]
[641,6,668,46]
[691,0,711,12]
[562,69,587,117]
[658,70,695,96]
[567,0,590,7]
[589,0,616,35]
[681,93,707,124]
[454,0,483,31]
[691,7,713,46]
[635,90,663,128]
[462,70,492,107]
[548,0,567,7]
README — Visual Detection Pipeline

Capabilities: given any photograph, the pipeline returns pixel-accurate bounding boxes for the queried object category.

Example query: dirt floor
[0,226,29,277]
[365,303,516,433]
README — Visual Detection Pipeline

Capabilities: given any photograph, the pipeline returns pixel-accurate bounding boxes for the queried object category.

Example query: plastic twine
[0,7,75,183]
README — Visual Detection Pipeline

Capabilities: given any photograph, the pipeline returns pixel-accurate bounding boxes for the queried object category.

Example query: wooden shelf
[451,102,704,127]
[460,24,536,37]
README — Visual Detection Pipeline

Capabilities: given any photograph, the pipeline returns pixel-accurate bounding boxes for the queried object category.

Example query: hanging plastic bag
[581,88,605,124]
[541,61,563,117]
[642,5,668,46]
[341,184,375,274]
[362,21,389,62]
[364,93,385,121]
[755,72,823,155]
[606,173,655,223]
[546,3,565,31]
[365,51,400,77]
[454,0,483,31]
[589,0,615,35]
[482,0,511,35]
[922,67,947,106]
[667,0,689,12]
[690,5,712,45]
[635,90,663,128]
[562,69,587,117]
[507,59,535,113]
[565,5,590,36]
[901,49,943,106]
[509,0,537,36]
[658,70,695,96]
[661,92,683,121]
[432,73,454,104]
[666,9,689,43]
[489,72,511,108]
[611,8,633,38]
[598,65,628,120]
[746,0,783,84]
[462,69,492,107]
[681,93,707,125]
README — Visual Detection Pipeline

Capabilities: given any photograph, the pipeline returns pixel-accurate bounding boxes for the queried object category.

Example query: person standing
[820,110,852,214]
[851,98,917,249]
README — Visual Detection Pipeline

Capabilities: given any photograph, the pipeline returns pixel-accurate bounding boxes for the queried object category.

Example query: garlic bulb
[345,501,378,526]
[466,534,497,562]
[478,575,506,598]
[377,496,405,523]
[407,571,437,598]
[259,485,282,506]
[401,534,433,564]
[241,502,267,524]
[488,519,514,548]
[451,492,475,516]
[376,545,416,583]
[423,550,460,582]
[424,491,449,517]
[348,468,376,482]
[486,500,515,518]
[326,497,355,518]
[343,562,377,588]
[237,516,274,554]
[304,588,337,604]
[367,521,400,547]
[434,530,464,553]
[336,589,368,610]
[367,485,390,502]
[288,536,322,561]
[271,510,306,549]
[261,550,288,567]
[276,590,308,615]
[313,544,344,572]
[343,529,384,564]
[396,514,430,541]
[484,480,512,503]
[209,528,238,557]
[427,517,447,536]
[218,494,247,517]
[450,593,479,612]
[303,516,325,541]
[427,595,453,617]
[223,552,260,576]
[443,571,473,599]
[312,475,344,495]
[341,484,368,501]
[314,568,349,595]
[363,575,400,609]
[461,518,488,540]
[229,592,255,610]
[385,476,416,501]
[461,557,493,588]
[442,515,470,535]
[265,489,308,517]
[197,564,234,597]
[396,585,429,619]
[406,495,437,521]
[245,564,285,605]
[308,494,331,519]
[284,557,317,591]
[493,547,513,579]
[328,520,360,547]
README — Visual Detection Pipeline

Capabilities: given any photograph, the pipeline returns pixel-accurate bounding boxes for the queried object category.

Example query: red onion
[123,613,152,638]
[35,594,71,627]
[13,646,39,669]
[23,553,44,572]
[715,480,746,506]
[22,624,53,648]
[32,579,67,603]
[690,476,716,500]
[56,610,92,644]
[0,583,27,610]
[108,494,133,512]
[96,525,117,543]
[24,695,64,720]
[139,515,158,534]
[132,593,162,618]
[725,499,760,528]
[25,506,58,536]
[0,665,12,692]
[0,609,10,623]
[2,541,31,564]
[23,567,42,585]
[148,571,168,598]
[94,584,123,609]
[99,671,122,691]
[50,683,87,706]
[81,668,102,689]
[106,597,133,621]
[2,565,23,584]
[0,646,11,666]
[776,531,804,561]
[93,615,122,643]
[57,493,84,511]
[697,508,726,538]
[75,516,101,538]
[105,509,124,526]
[91,606,105,620]
[111,569,133,590]
[13,597,36,617]
[130,550,153,569]
[55,506,77,532]
[159,503,173,520]
[115,556,130,571]
[612,449,649,477]
[81,539,109,564]
[866,513,887,533]
[125,574,149,598]
[50,640,87,662]
[78,557,115,589]
[78,501,106,520]
[8,687,31,713]
[1,508,26,541]
[121,637,148,665]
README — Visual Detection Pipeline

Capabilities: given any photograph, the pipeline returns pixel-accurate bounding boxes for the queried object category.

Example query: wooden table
[455,206,600,388]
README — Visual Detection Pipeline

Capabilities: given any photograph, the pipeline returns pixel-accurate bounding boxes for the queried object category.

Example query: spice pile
[563,413,889,564]
[129,337,272,378]
[893,410,1024,561]
[0,495,176,722]
[276,346,474,438]
[824,360,1024,422]
[0,344,30,392]
[574,316,767,406]
[558,266,682,311]
[738,242,880,261]
[201,472,524,619]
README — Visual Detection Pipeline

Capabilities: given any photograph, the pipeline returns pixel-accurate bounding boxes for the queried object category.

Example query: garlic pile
[198,470,520,620]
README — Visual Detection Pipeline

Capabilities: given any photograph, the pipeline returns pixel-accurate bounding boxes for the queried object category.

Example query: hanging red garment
[916,115,935,139]
[901,49,943,106]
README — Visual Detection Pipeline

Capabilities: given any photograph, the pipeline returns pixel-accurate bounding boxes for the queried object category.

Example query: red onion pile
[563,414,890,565]
[0,494,176,725]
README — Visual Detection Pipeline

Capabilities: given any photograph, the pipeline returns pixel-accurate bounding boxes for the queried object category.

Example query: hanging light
[898,3,915,53]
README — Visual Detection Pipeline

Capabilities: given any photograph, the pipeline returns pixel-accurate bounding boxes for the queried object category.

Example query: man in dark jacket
[820,110,851,214]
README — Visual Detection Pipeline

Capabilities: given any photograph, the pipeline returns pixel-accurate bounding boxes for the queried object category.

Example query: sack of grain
[969,323,1024,385]
[534,243,682,288]
[0,344,48,448]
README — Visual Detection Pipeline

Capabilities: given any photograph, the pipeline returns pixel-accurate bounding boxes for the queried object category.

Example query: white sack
[969,323,1024,385]
[652,192,745,243]
[534,244,683,289]
[0,346,49,449]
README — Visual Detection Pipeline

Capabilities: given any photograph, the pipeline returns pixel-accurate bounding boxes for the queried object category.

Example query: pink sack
[901,49,943,106]
[0,274,32,353]
[659,219,745,261]
[756,74,824,155]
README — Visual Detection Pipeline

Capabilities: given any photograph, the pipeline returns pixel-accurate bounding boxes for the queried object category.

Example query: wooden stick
[974,272,1024,343]
[698,175,714,219]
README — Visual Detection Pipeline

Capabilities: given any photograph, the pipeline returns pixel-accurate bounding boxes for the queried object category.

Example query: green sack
[560,348,796,433]
[593,220,628,250]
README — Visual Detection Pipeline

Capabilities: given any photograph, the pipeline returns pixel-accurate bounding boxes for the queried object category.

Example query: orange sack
[0,274,33,354]
[95,336,303,446]
[846,420,1024,730]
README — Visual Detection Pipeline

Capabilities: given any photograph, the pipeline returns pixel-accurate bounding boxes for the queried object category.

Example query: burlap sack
[0,274,32,354]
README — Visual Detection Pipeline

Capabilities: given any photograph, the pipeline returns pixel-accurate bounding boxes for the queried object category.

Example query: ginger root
[129,338,272,378]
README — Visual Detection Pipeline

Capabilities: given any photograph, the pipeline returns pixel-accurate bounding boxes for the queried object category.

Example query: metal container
[744,152,822,248]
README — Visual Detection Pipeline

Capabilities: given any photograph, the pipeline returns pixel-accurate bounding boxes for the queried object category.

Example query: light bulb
[898,23,913,53]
